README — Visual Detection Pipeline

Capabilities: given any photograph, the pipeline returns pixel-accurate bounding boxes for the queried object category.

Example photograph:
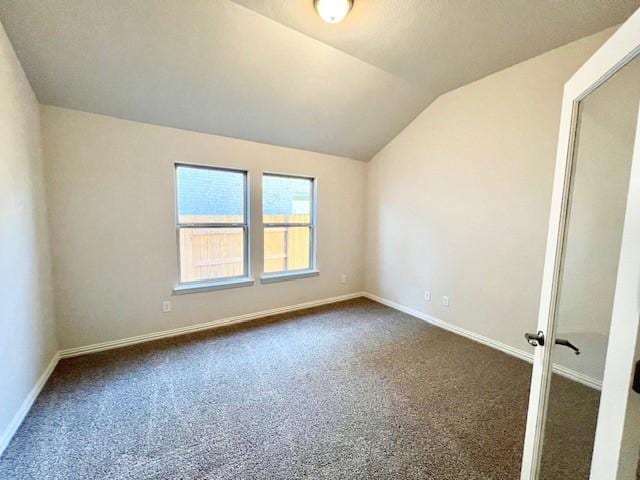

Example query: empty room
[2,1,640,479]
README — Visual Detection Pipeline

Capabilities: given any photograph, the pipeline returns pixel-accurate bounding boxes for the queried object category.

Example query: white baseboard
[552,364,602,391]
[0,351,60,458]
[59,292,365,358]
[363,292,602,391]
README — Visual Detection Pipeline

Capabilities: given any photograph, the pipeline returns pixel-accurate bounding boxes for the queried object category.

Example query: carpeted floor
[0,298,602,479]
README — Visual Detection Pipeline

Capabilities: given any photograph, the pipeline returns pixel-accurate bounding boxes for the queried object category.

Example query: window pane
[179,227,244,282]
[264,226,310,273]
[263,175,312,224]
[177,166,244,224]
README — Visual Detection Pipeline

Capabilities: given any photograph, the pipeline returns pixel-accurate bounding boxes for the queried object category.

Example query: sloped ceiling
[0,0,638,160]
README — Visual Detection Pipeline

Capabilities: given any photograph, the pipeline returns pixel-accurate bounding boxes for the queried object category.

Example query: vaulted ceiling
[1,0,638,160]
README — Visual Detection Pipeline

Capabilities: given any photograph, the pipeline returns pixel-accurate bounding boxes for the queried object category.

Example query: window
[175,164,249,289]
[263,173,316,277]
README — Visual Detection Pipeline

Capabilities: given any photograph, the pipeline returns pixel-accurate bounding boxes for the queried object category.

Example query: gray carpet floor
[0,298,601,479]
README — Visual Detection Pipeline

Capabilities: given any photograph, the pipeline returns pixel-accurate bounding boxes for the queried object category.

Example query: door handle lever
[525,331,545,347]
[555,338,580,355]
[524,332,580,355]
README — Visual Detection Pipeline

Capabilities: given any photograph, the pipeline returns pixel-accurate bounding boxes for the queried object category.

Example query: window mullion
[177,222,245,228]
[263,223,311,228]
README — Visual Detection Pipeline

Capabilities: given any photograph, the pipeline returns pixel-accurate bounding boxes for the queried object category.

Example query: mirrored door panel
[537,55,640,480]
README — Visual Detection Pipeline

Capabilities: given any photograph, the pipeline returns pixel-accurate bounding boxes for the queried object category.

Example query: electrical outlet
[442,296,449,307]
[162,300,172,313]
[424,290,431,302]
[340,274,347,284]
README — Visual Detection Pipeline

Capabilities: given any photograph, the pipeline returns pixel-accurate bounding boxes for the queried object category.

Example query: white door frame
[520,8,640,480]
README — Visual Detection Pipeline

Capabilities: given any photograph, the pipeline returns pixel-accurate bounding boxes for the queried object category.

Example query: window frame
[261,172,318,282]
[173,162,252,294]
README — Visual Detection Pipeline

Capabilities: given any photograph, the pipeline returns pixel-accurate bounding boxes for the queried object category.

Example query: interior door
[520,9,640,480]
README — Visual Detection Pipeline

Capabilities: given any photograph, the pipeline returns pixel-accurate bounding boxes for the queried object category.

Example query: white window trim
[173,277,254,294]
[260,269,320,284]
[261,172,318,281]
[173,162,252,294]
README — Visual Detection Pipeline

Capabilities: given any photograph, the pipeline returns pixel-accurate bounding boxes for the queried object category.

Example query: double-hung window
[262,173,316,278]
[175,164,250,290]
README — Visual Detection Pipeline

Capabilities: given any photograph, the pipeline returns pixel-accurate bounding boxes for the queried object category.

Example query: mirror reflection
[538,56,640,479]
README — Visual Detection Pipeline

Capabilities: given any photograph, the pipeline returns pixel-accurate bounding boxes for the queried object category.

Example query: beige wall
[41,107,367,350]
[0,22,57,448]
[365,28,615,375]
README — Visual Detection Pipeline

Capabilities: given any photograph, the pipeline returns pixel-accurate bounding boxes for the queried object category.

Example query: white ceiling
[1,1,638,160]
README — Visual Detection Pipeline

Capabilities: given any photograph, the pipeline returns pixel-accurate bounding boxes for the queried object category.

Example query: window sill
[260,269,320,284]
[173,277,254,295]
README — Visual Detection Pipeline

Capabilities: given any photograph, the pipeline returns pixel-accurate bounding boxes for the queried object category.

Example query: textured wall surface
[365,28,614,379]
[0,21,57,449]
[42,106,367,350]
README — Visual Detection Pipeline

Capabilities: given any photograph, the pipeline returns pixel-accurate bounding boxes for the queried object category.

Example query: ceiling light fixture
[314,0,353,24]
